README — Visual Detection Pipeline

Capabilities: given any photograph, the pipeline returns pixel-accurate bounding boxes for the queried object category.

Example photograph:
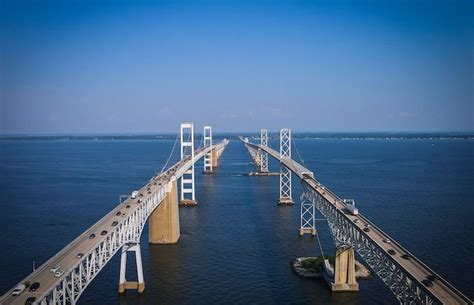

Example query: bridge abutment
[332,245,359,292]
[148,179,180,244]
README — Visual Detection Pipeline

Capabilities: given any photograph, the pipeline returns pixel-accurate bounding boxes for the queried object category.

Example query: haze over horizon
[1,1,473,134]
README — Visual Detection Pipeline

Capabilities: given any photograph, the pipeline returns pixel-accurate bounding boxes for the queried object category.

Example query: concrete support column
[118,243,146,294]
[332,245,359,292]
[149,179,180,243]
[211,148,218,168]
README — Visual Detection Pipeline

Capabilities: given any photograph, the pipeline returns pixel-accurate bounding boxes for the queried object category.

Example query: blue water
[0,138,472,304]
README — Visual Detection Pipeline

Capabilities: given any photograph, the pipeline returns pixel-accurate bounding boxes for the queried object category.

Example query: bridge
[1,126,472,305]
[241,129,472,305]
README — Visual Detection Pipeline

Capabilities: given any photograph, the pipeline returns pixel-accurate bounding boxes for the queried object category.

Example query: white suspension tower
[203,126,213,174]
[279,128,293,205]
[180,122,196,206]
[260,129,269,173]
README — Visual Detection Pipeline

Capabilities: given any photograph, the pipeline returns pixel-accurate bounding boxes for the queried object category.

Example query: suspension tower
[260,129,269,173]
[180,122,196,206]
[203,126,213,174]
[278,128,293,205]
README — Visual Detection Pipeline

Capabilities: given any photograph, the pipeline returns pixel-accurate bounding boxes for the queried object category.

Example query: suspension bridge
[0,125,472,305]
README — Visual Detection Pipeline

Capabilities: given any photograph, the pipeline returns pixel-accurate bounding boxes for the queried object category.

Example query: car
[11,284,26,296]
[111,221,118,226]
[154,182,157,185]
[89,233,96,239]
[147,188,151,191]
[50,265,60,273]
[353,219,359,223]
[29,282,40,292]
[383,238,391,244]
[126,205,130,208]
[76,253,84,258]
[139,193,143,197]
[401,254,411,260]
[25,297,36,305]
[54,270,64,278]
[422,279,433,287]
[137,199,142,203]
[427,275,438,282]
[148,191,151,194]
[116,211,121,216]
[363,227,370,232]
[101,230,107,235]
[122,213,126,217]
[388,249,396,255]
[365,224,371,228]
[158,183,162,186]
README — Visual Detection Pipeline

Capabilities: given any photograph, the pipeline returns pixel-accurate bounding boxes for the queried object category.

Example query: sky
[0,0,473,134]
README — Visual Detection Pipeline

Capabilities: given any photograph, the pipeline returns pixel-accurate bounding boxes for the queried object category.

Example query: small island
[292,256,371,279]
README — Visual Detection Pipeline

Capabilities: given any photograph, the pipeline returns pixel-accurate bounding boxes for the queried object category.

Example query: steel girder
[37,186,168,305]
[301,182,438,305]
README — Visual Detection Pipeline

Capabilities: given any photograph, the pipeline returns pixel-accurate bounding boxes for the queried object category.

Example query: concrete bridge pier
[148,179,180,244]
[332,245,359,292]
[119,243,145,293]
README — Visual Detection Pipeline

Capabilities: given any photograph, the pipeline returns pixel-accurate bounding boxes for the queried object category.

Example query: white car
[11,284,26,296]
[54,270,64,278]
[383,239,391,244]
[50,265,60,273]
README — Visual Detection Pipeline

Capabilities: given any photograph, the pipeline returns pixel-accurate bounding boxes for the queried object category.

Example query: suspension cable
[160,133,179,174]
[293,138,306,167]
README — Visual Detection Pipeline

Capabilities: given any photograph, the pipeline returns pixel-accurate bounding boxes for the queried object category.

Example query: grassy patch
[300,256,360,272]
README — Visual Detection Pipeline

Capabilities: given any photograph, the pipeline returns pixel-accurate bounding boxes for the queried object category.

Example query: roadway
[245,141,472,305]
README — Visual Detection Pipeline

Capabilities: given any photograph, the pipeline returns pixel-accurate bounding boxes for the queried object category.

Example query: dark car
[25,297,36,305]
[363,227,370,232]
[388,249,396,255]
[422,279,433,287]
[126,205,130,208]
[401,254,411,260]
[148,191,151,194]
[137,199,142,203]
[154,182,157,185]
[112,221,118,226]
[147,188,151,191]
[89,233,95,239]
[101,230,107,235]
[139,193,143,197]
[29,282,40,292]
[116,211,121,216]
[427,275,438,282]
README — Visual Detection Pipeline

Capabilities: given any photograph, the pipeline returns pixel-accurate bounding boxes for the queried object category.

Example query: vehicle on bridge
[131,191,138,199]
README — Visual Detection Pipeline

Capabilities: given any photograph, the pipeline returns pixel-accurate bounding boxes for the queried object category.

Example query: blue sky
[1,0,472,134]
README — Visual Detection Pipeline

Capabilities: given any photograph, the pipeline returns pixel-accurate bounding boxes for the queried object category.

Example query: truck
[11,284,26,296]
[131,191,138,199]
[343,199,359,215]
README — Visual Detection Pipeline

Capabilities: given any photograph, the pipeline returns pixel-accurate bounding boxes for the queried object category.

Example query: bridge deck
[245,141,471,305]
[0,142,228,305]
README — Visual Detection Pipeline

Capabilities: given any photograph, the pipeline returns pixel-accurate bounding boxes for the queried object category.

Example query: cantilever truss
[259,129,269,173]
[301,182,439,305]
[36,185,168,305]
[279,129,292,203]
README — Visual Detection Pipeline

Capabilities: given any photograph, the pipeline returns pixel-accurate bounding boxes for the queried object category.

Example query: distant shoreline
[0,133,473,141]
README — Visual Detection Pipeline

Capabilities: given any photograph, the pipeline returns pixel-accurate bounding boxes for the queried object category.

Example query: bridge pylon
[260,129,269,173]
[299,190,316,236]
[180,122,197,206]
[203,126,213,174]
[278,128,293,205]
[119,242,145,293]
[332,245,359,292]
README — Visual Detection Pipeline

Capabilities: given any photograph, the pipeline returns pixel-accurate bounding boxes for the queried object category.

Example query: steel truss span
[302,183,435,304]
